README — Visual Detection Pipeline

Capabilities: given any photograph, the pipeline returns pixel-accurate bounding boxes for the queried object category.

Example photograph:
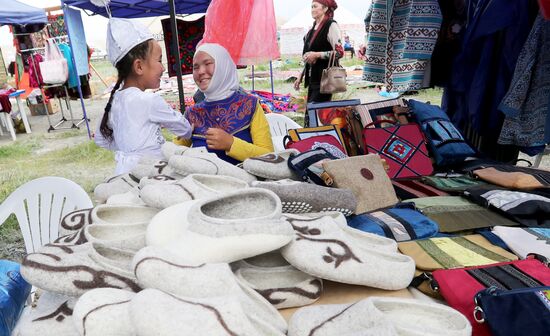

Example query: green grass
[0,138,42,159]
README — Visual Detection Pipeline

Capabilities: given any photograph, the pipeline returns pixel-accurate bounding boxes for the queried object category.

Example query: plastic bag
[0,260,31,336]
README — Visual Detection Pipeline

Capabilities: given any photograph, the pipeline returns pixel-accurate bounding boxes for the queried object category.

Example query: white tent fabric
[279,5,367,55]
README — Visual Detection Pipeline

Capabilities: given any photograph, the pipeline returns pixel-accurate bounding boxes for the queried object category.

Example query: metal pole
[169,0,186,113]
[269,60,274,99]
[61,1,92,138]
[251,65,255,92]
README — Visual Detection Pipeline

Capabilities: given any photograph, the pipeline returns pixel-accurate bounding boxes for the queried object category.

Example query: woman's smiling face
[193,51,215,91]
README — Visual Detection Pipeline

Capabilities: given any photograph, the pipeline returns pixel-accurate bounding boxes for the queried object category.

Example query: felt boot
[242,149,300,180]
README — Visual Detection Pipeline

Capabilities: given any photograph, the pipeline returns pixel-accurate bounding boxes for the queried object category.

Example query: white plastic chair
[0,177,93,253]
[265,113,302,151]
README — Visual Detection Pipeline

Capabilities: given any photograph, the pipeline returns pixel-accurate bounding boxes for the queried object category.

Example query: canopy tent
[279,5,366,55]
[0,0,48,26]
[64,0,212,112]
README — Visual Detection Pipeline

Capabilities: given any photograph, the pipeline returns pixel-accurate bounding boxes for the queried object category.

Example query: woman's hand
[205,128,234,151]
[303,51,321,65]
[293,77,301,91]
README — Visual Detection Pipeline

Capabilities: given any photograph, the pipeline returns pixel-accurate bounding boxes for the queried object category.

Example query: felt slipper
[93,174,140,204]
[281,213,414,289]
[132,246,287,333]
[146,188,294,263]
[139,173,249,209]
[243,149,300,180]
[288,297,471,336]
[161,142,208,159]
[84,223,147,251]
[168,151,257,182]
[130,288,285,336]
[130,159,183,180]
[90,204,159,226]
[21,243,140,297]
[58,208,94,237]
[72,288,135,336]
[235,264,323,309]
[251,179,357,216]
[14,292,78,336]
[106,190,146,206]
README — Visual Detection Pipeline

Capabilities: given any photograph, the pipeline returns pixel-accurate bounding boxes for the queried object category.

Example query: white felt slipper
[15,292,78,336]
[281,213,414,289]
[84,223,147,251]
[90,204,159,226]
[72,288,135,336]
[288,297,471,336]
[251,179,357,216]
[21,243,140,297]
[132,246,287,333]
[58,208,94,237]
[168,150,257,182]
[130,159,183,180]
[161,142,208,159]
[130,288,285,336]
[242,149,300,180]
[106,190,146,206]
[139,173,249,209]
[146,188,294,263]
[93,174,139,204]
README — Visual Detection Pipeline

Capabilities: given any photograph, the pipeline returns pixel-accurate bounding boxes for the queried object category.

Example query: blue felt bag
[0,260,31,336]
[346,203,439,242]
[408,99,476,166]
[474,286,550,336]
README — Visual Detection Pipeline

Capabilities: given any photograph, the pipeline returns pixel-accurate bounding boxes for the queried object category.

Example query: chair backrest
[0,177,93,253]
[265,113,302,151]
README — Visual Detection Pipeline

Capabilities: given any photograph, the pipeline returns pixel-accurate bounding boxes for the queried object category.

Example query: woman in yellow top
[174,43,273,164]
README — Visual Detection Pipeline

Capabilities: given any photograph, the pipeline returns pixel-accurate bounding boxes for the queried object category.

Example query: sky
[0,0,369,61]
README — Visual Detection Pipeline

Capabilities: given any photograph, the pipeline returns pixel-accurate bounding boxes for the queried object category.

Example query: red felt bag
[284,135,347,159]
[432,257,550,336]
[363,120,433,178]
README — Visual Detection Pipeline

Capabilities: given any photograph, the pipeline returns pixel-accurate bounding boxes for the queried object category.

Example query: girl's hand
[205,128,234,151]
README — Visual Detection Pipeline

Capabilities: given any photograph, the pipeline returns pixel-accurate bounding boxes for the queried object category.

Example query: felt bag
[408,99,476,167]
[319,51,347,94]
[322,154,399,213]
[286,125,348,155]
[346,203,439,242]
[432,257,550,336]
[473,286,550,336]
[362,120,433,178]
[39,39,69,84]
[284,134,347,159]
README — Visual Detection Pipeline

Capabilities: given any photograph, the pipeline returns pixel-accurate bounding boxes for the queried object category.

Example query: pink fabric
[201,0,254,64]
[27,54,43,88]
[238,0,280,65]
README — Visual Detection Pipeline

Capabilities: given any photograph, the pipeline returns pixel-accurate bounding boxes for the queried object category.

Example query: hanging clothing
[442,0,539,161]
[58,43,78,88]
[0,93,12,113]
[363,0,442,92]
[94,87,192,175]
[237,0,279,65]
[161,16,205,77]
[497,15,550,153]
[47,14,67,37]
[27,53,43,88]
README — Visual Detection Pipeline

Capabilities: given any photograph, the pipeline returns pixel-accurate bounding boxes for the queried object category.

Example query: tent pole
[269,60,274,99]
[61,1,91,139]
[168,0,185,114]
[251,65,254,92]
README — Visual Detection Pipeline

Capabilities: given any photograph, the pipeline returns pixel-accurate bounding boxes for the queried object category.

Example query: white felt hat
[106,18,153,66]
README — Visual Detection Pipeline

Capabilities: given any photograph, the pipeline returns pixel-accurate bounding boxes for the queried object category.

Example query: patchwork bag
[408,99,476,167]
[363,120,433,178]
[473,286,550,336]
[432,257,550,336]
[322,154,399,213]
[287,148,338,186]
[346,203,439,242]
[284,134,347,159]
[391,177,450,200]
[422,175,487,193]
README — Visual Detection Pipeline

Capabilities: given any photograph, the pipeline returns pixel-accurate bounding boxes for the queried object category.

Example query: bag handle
[364,119,398,129]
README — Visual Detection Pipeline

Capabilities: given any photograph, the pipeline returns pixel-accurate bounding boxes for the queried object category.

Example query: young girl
[95,18,192,174]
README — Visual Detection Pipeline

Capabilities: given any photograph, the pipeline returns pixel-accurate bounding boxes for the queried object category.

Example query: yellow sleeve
[173,136,191,147]
[226,102,274,162]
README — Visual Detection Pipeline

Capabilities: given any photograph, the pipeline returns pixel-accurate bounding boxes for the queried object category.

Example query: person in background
[95,18,192,175]
[174,43,273,164]
[294,0,343,103]
[344,35,355,58]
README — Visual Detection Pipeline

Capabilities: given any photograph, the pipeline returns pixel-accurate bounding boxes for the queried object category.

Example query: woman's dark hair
[99,39,153,141]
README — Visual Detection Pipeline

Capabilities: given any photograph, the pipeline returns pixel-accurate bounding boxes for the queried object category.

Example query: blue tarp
[63,0,211,18]
[0,0,47,26]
